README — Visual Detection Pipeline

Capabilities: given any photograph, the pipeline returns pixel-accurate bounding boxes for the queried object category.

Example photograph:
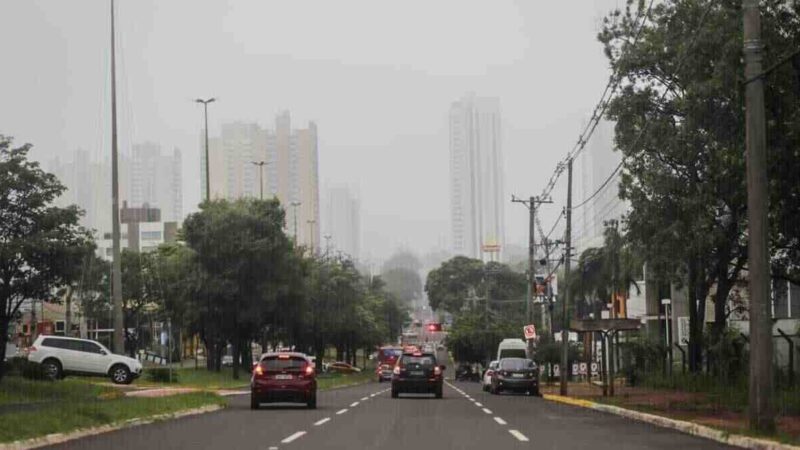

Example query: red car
[251,352,317,409]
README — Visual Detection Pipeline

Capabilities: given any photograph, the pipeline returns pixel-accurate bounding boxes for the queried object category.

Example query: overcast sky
[1,0,623,262]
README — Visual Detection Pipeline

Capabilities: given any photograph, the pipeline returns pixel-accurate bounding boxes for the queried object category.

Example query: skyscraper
[129,142,183,222]
[206,112,320,250]
[322,185,360,259]
[449,93,505,261]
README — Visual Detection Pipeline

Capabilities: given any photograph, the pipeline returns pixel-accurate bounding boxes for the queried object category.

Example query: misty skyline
[1,0,624,261]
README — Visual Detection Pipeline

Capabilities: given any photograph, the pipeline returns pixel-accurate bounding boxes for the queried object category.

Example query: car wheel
[435,386,443,399]
[250,395,260,410]
[41,359,62,381]
[391,388,399,398]
[307,394,317,409]
[110,364,132,385]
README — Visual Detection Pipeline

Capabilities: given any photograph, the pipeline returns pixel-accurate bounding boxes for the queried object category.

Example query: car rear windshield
[381,348,401,358]
[401,355,435,368]
[500,358,535,371]
[262,356,307,371]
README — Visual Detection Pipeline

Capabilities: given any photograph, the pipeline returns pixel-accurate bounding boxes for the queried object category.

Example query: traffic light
[427,323,442,332]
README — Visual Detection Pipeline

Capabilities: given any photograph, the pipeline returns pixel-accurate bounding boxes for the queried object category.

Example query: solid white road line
[281,431,307,444]
[314,417,331,426]
[350,402,359,407]
[336,408,348,415]
[482,408,493,415]
[361,396,369,401]
[494,417,507,425]
[509,430,529,442]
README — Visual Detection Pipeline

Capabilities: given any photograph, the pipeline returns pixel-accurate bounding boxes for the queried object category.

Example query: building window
[141,231,162,241]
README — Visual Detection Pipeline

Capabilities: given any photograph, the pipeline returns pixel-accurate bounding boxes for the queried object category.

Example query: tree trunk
[688,256,702,372]
[232,336,240,380]
[63,286,73,337]
[0,317,9,381]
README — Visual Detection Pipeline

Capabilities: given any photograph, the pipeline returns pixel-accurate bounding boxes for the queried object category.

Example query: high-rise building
[322,185,360,259]
[448,93,505,261]
[206,112,320,250]
[129,142,183,222]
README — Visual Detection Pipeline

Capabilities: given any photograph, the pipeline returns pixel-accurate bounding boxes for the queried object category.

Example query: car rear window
[262,356,307,371]
[381,348,401,358]
[401,355,435,368]
[500,358,535,371]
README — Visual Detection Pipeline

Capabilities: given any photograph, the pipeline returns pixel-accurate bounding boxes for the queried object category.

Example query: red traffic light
[426,322,442,332]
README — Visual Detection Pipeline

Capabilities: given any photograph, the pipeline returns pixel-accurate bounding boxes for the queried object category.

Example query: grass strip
[0,381,224,444]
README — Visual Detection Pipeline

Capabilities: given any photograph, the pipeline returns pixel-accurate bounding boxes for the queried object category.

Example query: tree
[381,267,422,305]
[0,136,94,378]
[425,256,485,313]
[382,250,422,273]
[182,198,294,378]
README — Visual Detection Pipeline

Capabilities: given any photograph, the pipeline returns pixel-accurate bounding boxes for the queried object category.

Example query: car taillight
[28,346,37,353]
[393,366,400,375]
[254,364,264,376]
[434,366,442,376]
[305,365,314,376]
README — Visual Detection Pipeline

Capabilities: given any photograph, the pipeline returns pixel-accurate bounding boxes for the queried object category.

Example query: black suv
[391,351,445,398]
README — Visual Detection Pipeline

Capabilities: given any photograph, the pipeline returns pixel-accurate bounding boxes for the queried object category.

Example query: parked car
[481,361,499,391]
[391,350,445,398]
[251,352,317,409]
[488,358,539,396]
[327,362,361,374]
[27,335,143,384]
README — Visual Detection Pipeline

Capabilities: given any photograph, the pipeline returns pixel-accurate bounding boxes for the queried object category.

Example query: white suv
[27,335,143,384]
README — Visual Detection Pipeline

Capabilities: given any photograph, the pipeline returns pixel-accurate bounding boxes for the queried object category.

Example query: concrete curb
[1,404,224,450]
[543,394,799,450]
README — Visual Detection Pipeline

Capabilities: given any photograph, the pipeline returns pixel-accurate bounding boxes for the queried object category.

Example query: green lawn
[0,377,226,444]
[137,367,251,390]
[317,371,375,390]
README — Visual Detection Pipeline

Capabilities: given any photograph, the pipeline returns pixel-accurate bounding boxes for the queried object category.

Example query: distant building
[129,142,183,222]
[322,185,360,259]
[449,93,505,261]
[206,112,320,250]
[97,203,179,259]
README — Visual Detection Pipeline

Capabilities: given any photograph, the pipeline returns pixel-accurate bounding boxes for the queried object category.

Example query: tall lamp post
[195,97,216,201]
[250,161,269,200]
[290,201,301,244]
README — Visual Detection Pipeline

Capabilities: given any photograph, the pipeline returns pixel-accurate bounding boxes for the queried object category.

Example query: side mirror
[100,350,108,355]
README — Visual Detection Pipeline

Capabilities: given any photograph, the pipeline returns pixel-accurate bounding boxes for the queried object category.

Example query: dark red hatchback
[251,352,317,409]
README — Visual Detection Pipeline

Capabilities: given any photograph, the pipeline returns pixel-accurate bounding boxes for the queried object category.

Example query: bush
[145,367,179,383]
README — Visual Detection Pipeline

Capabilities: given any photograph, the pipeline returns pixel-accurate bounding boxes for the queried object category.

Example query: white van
[497,338,527,361]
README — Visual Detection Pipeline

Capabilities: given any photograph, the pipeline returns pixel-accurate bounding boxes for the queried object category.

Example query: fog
[0,0,624,262]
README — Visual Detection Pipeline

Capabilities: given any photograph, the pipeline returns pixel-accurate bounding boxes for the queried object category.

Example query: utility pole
[743,0,774,433]
[250,161,269,200]
[560,159,574,396]
[512,195,552,359]
[195,98,216,201]
[109,0,124,355]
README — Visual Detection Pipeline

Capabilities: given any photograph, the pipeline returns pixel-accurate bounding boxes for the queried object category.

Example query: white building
[129,142,182,222]
[449,93,505,261]
[322,185,361,259]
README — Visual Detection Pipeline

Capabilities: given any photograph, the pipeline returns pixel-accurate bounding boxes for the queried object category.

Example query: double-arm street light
[250,161,270,200]
[195,97,216,201]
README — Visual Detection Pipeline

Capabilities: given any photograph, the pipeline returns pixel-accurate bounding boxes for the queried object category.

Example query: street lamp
[250,161,270,200]
[195,97,216,202]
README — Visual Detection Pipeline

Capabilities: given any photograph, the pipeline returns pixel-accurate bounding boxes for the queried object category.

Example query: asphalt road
[45,351,734,450]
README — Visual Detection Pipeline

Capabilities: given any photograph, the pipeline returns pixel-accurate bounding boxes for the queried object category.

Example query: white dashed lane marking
[509,430,529,442]
[494,417,507,425]
[361,396,369,401]
[350,401,359,407]
[336,408,348,415]
[482,408,493,414]
[314,417,331,426]
[474,402,483,407]
[281,431,306,444]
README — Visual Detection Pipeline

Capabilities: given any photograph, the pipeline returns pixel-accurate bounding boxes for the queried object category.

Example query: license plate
[512,373,525,378]
[275,374,293,380]
[410,371,424,376]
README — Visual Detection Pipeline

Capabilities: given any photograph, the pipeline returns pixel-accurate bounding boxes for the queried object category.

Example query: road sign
[572,363,579,375]
[523,324,537,340]
[591,362,599,375]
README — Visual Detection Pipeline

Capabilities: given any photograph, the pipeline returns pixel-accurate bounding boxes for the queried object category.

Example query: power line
[539,0,656,200]
[571,0,718,213]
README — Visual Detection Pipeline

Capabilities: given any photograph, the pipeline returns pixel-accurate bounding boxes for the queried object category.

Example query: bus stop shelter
[570,318,641,397]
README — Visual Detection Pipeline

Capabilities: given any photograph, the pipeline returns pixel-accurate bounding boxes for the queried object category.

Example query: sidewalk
[540,382,800,448]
